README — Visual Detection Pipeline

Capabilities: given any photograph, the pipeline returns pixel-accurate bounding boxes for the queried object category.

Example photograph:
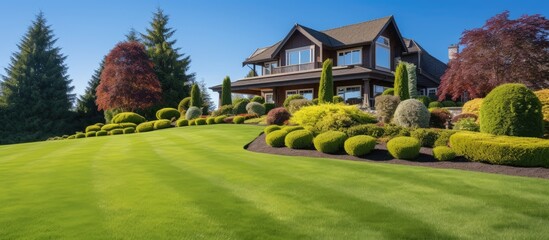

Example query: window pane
[351,50,360,64]
[344,52,351,66]
[345,87,361,100]
[376,45,390,69]
[300,49,311,64]
[373,85,386,96]
[300,90,313,100]
[288,51,299,65]
[337,53,345,66]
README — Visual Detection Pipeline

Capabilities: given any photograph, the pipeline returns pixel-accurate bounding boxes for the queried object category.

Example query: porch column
[362,79,371,109]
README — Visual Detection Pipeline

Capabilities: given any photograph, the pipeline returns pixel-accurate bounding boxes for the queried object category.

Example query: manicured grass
[0,124,548,239]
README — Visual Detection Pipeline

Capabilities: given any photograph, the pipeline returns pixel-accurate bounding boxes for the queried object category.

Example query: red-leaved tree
[96,41,161,111]
[438,11,549,100]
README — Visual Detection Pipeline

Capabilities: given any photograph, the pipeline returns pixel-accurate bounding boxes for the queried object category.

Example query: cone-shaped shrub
[394,62,409,100]
[221,76,232,106]
[318,59,333,103]
[190,84,202,108]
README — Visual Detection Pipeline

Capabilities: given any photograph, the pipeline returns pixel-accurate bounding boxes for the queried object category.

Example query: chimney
[448,44,459,60]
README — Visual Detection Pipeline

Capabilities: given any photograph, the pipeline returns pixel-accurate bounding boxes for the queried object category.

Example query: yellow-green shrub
[265,130,287,147]
[136,121,155,132]
[313,131,347,154]
[176,119,188,127]
[432,146,456,161]
[123,127,135,134]
[206,117,216,125]
[264,125,281,134]
[119,122,137,128]
[410,128,440,147]
[344,135,377,156]
[214,115,227,124]
[85,131,96,137]
[154,119,172,129]
[535,89,549,121]
[101,123,122,131]
[233,116,245,124]
[95,130,108,137]
[110,129,123,135]
[111,112,146,124]
[387,137,420,160]
[283,126,304,133]
[291,104,376,135]
[462,98,483,116]
[156,108,181,120]
[195,118,207,125]
[284,130,314,149]
[75,133,86,138]
[449,132,549,167]
[85,125,101,133]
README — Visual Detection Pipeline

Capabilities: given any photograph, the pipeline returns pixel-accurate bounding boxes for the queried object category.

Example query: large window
[427,88,437,98]
[337,49,361,66]
[375,36,391,70]
[337,86,362,103]
[263,93,274,103]
[373,85,388,97]
[286,89,313,100]
[286,46,313,66]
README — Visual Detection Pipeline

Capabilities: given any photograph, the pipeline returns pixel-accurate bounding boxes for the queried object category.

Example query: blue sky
[0,0,547,104]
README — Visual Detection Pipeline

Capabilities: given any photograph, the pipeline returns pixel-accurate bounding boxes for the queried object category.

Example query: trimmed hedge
[206,117,216,125]
[313,131,347,154]
[188,119,196,126]
[453,118,479,132]
[265,130,287,147]
[387,137,421,160]
[410,128,440,148]
[291,104,377,135]
[119,122,137,128]
[441,101,456,107]
[451,113,478,123]
[251,96,265,104]
[288,99,312,114]
[214,116,227,124]
[75,133,86,138]
[462,98,483,116]
[393,99,430,128]
[450,132,549,167]
[176,119,189,127]
[123,127,135,134]
[178,97,191,112]
[233,99,250,115]
[346,124,384,138]
[433,130,458,147]
[186,107,202,120]
[266,107,291,125]
[85,131,96,137]
[433,146,456,161]
[136,121,155,133]
[383,125,411,139]
[233,116,245,124]
[264,125,281,134]
[154,119,172,129]
[284,130,314,149]
[85,125,101,133]
[195,118,207,125]
[110,129,123,135]
[428,101,443,108]
[333,95,344,104]
[156,108,181,120]
[246,102,266,116]
[101,123,122,131]
[283,94,305,108]
[211,105,233,117]
[344,135,377,156]
[283,126,304,133]
[96,130,108,137]
[111,112,146,125]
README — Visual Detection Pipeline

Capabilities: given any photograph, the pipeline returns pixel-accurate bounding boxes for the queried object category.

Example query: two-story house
[210,16,447,108]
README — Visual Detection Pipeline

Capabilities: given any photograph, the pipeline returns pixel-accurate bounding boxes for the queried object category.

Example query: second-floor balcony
[270,62,321,75]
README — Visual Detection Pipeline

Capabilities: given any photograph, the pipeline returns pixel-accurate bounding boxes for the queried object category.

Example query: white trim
[337,47,363,66]
[263,92,274,103]
[285,45,314,66]
[286,88,314,98]
[427,88,438,96]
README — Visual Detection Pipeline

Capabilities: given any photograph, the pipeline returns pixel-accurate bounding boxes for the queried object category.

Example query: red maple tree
[438,11,549,100]
[96,41,161,111]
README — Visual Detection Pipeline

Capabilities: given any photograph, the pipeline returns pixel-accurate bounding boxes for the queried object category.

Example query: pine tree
[76,58,105,124]
[0,13,76,143]
[221,76,232,106]
[404,62,417,98]
[141,8,195,108]
[318,59,334,103]
[125,28,140,42]
[394,62,410,100]
[190,83,202,108]
[198,79,214,114]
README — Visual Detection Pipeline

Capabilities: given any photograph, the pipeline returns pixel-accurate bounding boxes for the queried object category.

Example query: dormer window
[375,36,391,70]
[337,48,362,66]
[286,46,313,66]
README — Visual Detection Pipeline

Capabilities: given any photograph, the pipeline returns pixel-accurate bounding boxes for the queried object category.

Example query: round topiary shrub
[119,122,137,128]
[283,94,305,108]
[264,125,281,134]
[462,98,483,116]
[136,121,155,132]
[333,95,344,104]
[176,119,188,127]
[233,99,250,115]
[393,99,430,128]
[428,101,443,108]
[101,123,122,132]
[284,130,314,149]
[156,108,181,120]
[188,119,196,126]
[186,106,202,120]
[96,130,108,137]
[415,96,430,107]
[344,135,377,156]
[480,83,543,137]
[287,99,312,114]
[214,115,227,124]
[264,103,275,114]
[283,126,304,133]
[123,127,135,134]
[441,101,456,107]
[266,107,291,125]
[265,130,287,147]
[375,95,400,123]
[85,125,101,133]
[382,88,394,95]
[387,136,421,160]
[313,131,348,154]
[195,118,207,125]
[86,131,96,137]
[111,112,146,125]
[246,102,266,116]
[233,116,245,124]
[110,129,123,135]
[432,146,456,161]
[178,97,191,113]
[206,117,215,125]
[429,108,451,128]
[250,96,265,104]
[154,119,172,129]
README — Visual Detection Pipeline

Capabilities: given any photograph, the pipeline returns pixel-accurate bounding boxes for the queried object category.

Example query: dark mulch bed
[245,133,549,179]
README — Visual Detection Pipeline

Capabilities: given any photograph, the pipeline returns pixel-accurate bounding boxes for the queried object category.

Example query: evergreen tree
[221,76,232,106]
[190,83,202,108]
[404,62,417,98]
[198,79,214,114]
[76,58,105,124]
[394,62,410,100]
[0,13,76,144]
[245,69,257,78]
[318,59,334,103]
[141,8,195,108]
[125,28,140,42]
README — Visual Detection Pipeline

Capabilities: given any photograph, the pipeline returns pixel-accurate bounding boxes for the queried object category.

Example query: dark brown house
[210,16,447,108]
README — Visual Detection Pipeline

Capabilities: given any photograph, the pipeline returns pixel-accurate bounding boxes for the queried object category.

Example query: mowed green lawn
[1,125,548,239]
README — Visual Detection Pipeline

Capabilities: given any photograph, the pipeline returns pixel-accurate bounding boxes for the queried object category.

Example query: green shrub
[246,102,266,116]
[264,125,281,134]
[188,119,196,126]
[185,106,202,120]
[451,113,478,123]
[67,135,76,139]
[111,112,146,124]
[265,130,287,147]
[429,108,451,128]
[233,99,250,115]
[456,101,463,107]
[393,99,430,128]
[85,125,101,133]
[462,98,483,116]
[214,115,227,124]
[119,122,137,128]
[288,99,312,114]
[319,59,334,103]
[206,117,215,125]
[264,103,275,114]
[453,118,479,132]
[110,129,123,135]
[104,109,122,123]
[156,108,181,120]
[283,94,305,108]
[101,123,122,132]
[285,130,314,149]
[382,88,394,95]
[176,119,189,127]
[94,123,104,127]
[480,84,543,137]
[411,128,440,147]
[441,101,456,107]
[383,125,411,139]
[428,101,443,108]
[266,107,291,125]
[333,95,344,104]
[344,135,377,156]
[195,118,207,125]
[233,116,245,124]
[313,131,347,154]
[433,146,456,161]
[178,97,191,112]
[85,131,96,137]
[387,137,421,160]
[433,130,458,147]
[75,133,86,138]
[211,105,233,117]
[221,76,232,106]
[346,124,384,138]
[154,119,172,129]
[123,127,135,134]
[136,121,155,133]
[283,126,304,133]
[95,130,108,137]
[394,62,409,100]
[450,132,549,167]
[291,104,377,135]
[415,96,430,107]
[375,95,400,123]
[251,96,265,104]
[312,98,319,105]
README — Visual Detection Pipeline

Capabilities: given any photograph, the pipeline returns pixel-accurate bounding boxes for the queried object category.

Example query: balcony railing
[270,62,321,75]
